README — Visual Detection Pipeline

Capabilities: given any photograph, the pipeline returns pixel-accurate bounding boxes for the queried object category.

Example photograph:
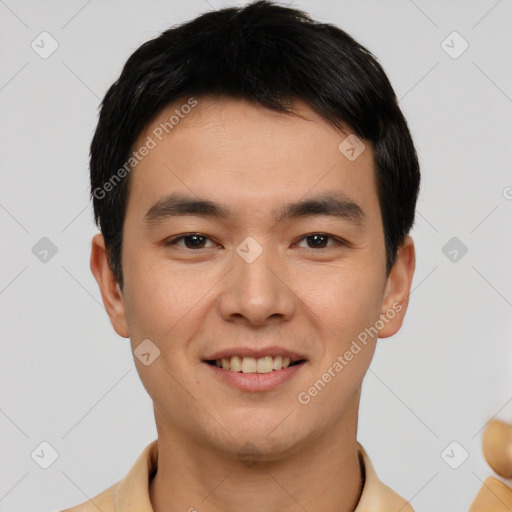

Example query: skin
[90,95,415,512]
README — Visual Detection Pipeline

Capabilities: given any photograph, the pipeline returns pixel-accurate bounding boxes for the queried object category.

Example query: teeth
[241,357,257,373]
[230,356,242,372]
[257,356,274,373]
[213,355,296,373]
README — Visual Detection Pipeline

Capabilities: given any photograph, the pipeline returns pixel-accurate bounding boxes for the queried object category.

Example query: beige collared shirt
[61,440,414,512]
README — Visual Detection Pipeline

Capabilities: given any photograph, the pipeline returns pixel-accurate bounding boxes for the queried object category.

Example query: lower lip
[204,361,306,392]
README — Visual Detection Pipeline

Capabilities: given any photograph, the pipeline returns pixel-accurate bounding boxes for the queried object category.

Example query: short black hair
[90,0,420,290]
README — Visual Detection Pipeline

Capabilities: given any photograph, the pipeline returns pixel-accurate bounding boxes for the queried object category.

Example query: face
[91,96,415,460]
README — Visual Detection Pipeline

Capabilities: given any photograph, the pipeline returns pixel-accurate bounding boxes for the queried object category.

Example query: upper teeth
[214,355,292,373]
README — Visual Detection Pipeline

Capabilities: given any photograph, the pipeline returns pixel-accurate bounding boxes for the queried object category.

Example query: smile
[206,355,305,373]
[204,355,307,392]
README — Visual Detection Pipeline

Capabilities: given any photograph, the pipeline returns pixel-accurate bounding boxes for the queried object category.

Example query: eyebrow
[143,192,366,227]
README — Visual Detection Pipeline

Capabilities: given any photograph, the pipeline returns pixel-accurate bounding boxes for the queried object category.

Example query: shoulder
[58,440,158,512]
[59,481,118,511]
[356,442,414,512]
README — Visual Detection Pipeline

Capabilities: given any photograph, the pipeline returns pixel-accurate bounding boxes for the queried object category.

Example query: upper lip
[204,346,307,363]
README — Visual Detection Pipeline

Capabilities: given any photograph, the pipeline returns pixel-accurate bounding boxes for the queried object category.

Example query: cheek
[122,252,198,337]
[298,263,385,337]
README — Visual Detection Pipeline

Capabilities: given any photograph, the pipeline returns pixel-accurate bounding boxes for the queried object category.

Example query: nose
[217,242,296,327]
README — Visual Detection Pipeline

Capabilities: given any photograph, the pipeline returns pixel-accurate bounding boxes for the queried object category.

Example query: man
[62,1,419,510]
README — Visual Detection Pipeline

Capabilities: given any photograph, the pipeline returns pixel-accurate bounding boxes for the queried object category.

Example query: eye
[295,233,343,249]
[164,233,346,251]
[164,233,216,249]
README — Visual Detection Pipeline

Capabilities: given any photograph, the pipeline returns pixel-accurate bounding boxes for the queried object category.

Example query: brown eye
[165,233,214,249]
[297,233,339,249]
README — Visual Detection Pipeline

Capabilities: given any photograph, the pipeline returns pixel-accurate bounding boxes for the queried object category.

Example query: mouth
[202,347,308,391]
[204,355,307,392]
[204,355,307,374]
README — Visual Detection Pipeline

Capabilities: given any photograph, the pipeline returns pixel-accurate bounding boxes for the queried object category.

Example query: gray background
[1,0,511,510]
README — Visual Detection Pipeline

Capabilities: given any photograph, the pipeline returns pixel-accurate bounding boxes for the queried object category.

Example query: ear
[378,235,416,338]
[90,233,130,338]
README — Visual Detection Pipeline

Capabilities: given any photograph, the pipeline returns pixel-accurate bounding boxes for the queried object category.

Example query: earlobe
[378,235,416,339]
[90,233,130,338]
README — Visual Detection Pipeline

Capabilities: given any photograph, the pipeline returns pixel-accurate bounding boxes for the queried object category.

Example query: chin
[212,415,310,462]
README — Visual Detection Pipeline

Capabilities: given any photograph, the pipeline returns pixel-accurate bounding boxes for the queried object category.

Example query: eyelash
[164,233,347,250]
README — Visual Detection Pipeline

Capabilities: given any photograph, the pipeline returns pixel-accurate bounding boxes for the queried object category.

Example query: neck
[150,399,363,512]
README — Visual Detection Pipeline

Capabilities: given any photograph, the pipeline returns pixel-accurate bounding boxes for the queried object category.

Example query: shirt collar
[113,440,414,512]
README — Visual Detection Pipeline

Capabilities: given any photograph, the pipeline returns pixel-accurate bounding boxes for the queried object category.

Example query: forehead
[124,95,379,227]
